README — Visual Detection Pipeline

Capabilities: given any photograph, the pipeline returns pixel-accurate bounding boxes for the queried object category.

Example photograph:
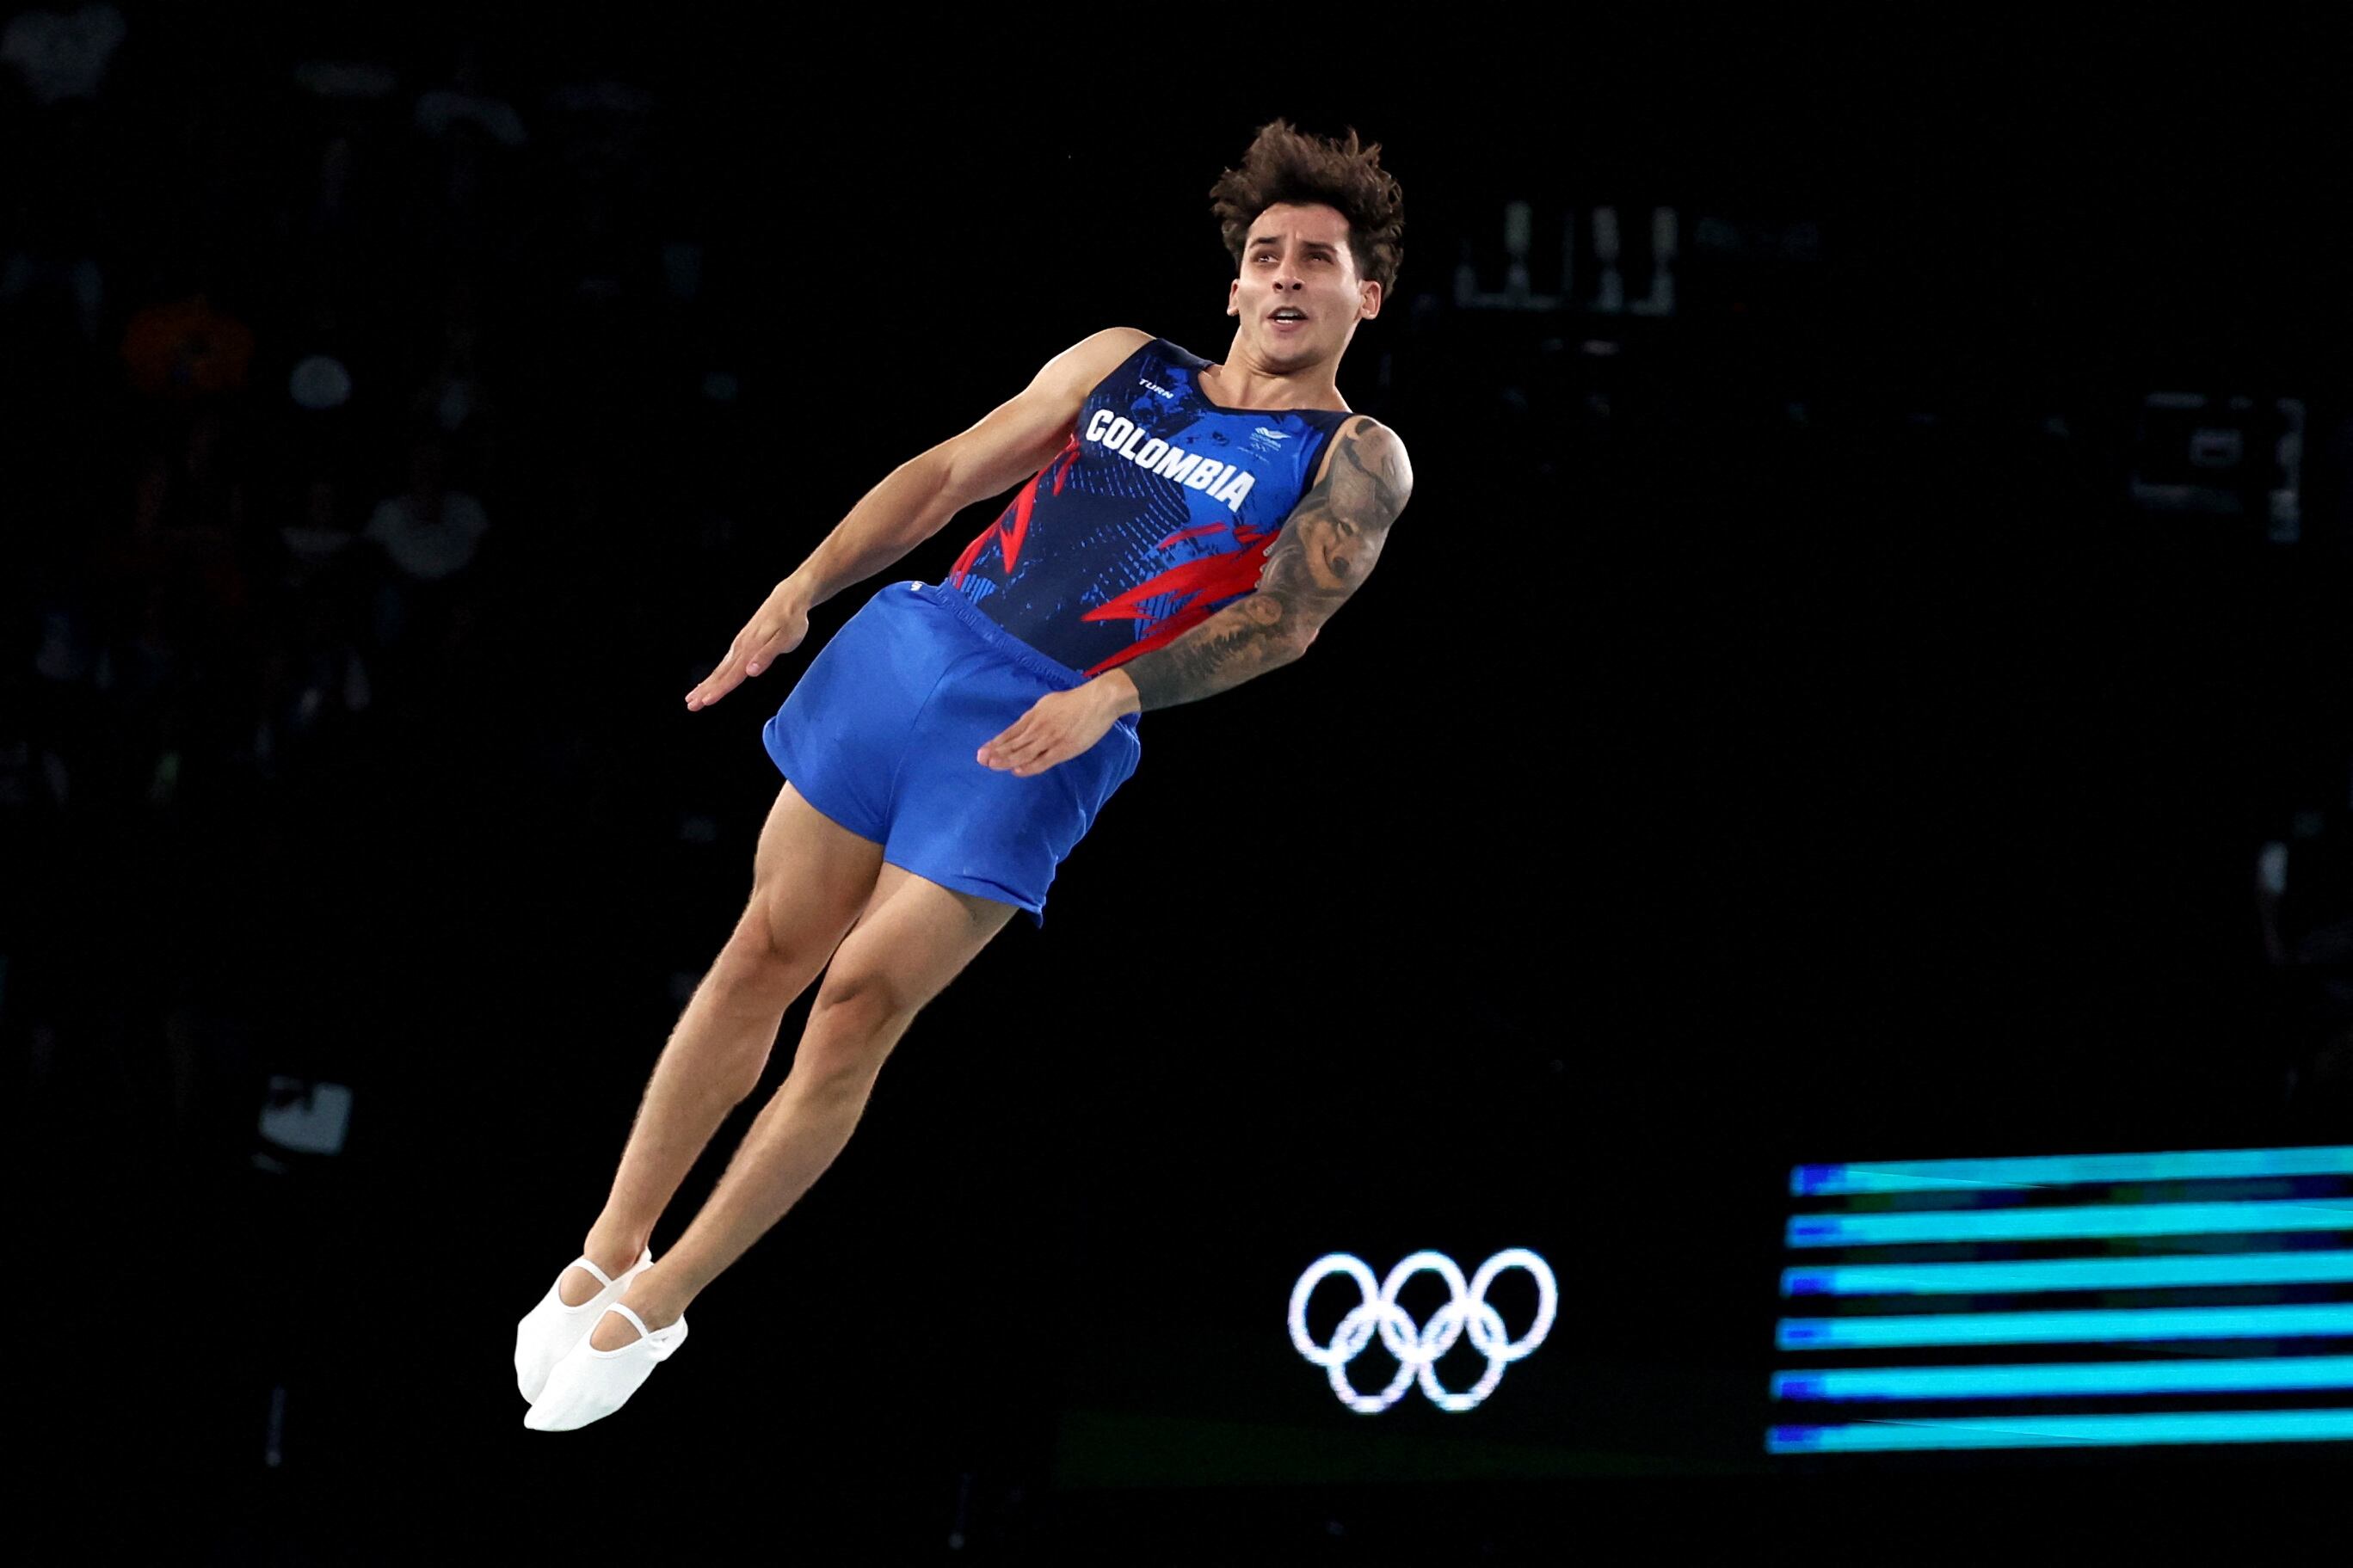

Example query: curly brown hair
[1209,119,1404,295]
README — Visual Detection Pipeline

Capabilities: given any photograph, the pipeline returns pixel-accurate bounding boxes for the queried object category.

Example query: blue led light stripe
[1783,1250,2353,1296]
[1771,1355,2353,1402]
[1791,1147,2353,1196]
[1778,1302,2353,1350]
[1767,1409,2353,1452]
[1771,1145,2353,1459]
[1788,1199,2353,1248]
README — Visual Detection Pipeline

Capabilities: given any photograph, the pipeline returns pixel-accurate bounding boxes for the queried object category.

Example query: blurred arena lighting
[2129,391,2305,542]
[257,1075,352,1159]
[1451,201,1683,317]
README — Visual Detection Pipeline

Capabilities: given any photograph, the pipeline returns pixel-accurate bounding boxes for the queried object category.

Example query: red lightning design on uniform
[947,434,1081,584]
[1078,520,1277,676]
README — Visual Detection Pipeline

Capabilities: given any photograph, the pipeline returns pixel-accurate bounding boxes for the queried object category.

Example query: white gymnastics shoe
[514,1246,653,1405]
[521,1304,689,1431]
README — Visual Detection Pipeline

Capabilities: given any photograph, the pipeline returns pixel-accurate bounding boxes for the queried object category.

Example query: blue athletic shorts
[761,580,1142,926]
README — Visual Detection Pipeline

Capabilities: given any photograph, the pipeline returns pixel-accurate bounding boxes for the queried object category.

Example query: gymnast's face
[1227,201,1382,365]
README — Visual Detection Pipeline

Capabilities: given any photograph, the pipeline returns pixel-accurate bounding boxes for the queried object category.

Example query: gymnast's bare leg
[557,780,882,1307]
[563,781,1016,1347]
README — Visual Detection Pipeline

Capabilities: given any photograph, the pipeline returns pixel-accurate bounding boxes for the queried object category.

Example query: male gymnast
[516,118,1414,1430]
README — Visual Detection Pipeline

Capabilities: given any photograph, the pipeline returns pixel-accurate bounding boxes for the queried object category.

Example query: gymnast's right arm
[684,327,1150,712]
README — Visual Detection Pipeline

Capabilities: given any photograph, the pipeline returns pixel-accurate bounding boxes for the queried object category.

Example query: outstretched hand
[978,680,1130,777]
[685,581,810,711]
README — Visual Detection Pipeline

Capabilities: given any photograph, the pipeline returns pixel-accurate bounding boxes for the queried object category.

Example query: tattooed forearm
[1118,418,1413,712]
[1120,592,1299,711]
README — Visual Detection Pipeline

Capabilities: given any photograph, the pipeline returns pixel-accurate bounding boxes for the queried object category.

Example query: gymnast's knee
[792,969,915,1085]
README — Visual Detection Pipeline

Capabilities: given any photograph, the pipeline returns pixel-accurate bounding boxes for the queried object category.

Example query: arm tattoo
[1120,418,1411,712]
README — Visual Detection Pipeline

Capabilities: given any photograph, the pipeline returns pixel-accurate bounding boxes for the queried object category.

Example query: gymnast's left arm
[976,417,1413,776]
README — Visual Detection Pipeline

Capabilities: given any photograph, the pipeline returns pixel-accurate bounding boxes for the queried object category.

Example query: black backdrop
[11,10,2351,1560]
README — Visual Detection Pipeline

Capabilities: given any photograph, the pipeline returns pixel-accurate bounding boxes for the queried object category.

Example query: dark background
[9,9,2350,1559]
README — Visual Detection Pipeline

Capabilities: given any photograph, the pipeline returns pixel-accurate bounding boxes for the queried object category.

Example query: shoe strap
[567,1247,653,1291]
[602,1301,684,1353]
[569,1254,619,1290]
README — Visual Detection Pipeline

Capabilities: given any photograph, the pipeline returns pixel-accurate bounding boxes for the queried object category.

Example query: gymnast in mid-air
[515,117,1414,1430]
